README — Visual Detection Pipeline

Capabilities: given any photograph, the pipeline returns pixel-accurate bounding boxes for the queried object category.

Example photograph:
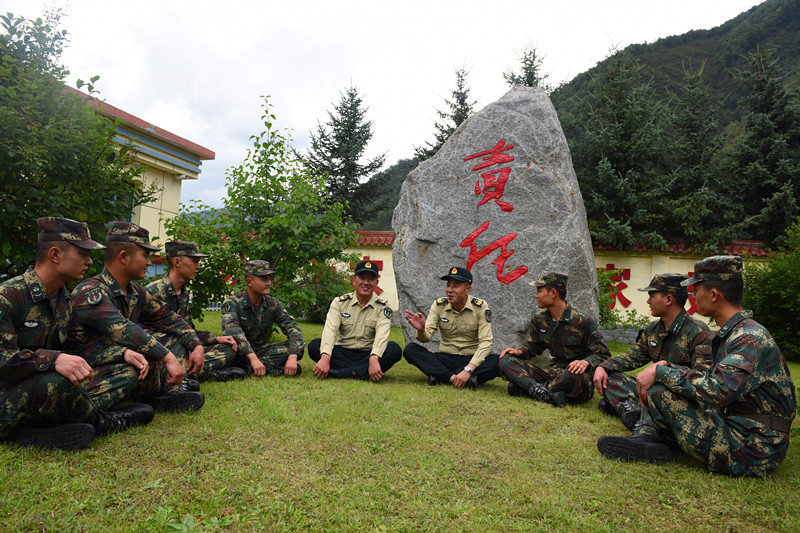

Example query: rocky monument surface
[392,86,598,351]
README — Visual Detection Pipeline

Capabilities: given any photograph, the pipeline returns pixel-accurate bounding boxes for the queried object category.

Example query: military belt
[724,409,793,434]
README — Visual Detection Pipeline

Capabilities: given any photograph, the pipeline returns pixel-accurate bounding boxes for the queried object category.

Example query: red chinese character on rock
[465,140,516,212]
[603,264,632,308]
[460,221,528,284]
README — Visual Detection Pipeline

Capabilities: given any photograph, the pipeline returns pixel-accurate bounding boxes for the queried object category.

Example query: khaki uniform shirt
[417,296,493,367]
[319,292,392,357]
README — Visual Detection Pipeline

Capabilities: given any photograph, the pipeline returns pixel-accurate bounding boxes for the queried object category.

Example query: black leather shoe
[149,391,205,413]
[96,403,155,434]
[550,391,568,408]
[428,375,441,386]
[465,374,478,390]
[10,423,95,450]
[202,367,246,382]
[507,382,525,397]
[597,434,673,464]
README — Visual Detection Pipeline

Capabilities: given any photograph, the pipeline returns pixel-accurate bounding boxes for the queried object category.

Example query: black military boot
[507,381,525,397]
[597,397,616,416]
[617,400,642,431]
[202,367,246,382]
[96,403,155,434]
[149,391,205,413]
[527,383,567,407]
[597,434,673,464]
[10,423,95,450]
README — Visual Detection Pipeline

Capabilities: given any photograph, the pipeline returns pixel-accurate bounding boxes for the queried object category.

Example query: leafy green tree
[567,50,671,248]
[415,67,477,161]
[298,84,385,223]
[0,12,153,279]
[726,48,800,246]
[503,44,552,92]
[164,97,359,320]
[744,218,800,360]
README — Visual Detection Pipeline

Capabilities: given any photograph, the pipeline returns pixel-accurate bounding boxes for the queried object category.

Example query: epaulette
[436,297,448,305]
[376,298,388,306]
[339,294,352,302]
[471,297,484,307]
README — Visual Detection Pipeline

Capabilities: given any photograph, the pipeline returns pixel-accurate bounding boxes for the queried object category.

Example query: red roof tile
[356,231,395,246]
[592,239,768,257]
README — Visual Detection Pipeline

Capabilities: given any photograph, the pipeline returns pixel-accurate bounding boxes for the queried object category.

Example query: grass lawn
[2,311,799,532]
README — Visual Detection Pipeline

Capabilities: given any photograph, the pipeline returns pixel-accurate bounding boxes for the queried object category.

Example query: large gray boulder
[392,86,598,352]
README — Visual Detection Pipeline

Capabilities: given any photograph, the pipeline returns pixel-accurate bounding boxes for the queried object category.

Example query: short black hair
[35,241,69,264]
[554,286,567,300]
[104,241,141,263]
[702,279,743,307]
[672,293,688,308]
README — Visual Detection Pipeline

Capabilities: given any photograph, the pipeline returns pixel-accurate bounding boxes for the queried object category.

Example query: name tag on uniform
[649,341,658,347]
[341,313,351,318]
[540,328,546,333]
[440,318,450,323]
[24,321,39,328]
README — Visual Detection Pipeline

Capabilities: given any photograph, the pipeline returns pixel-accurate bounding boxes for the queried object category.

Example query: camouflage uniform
[145,275,234,375]
[600,256,797,476]
[403,267,499,385]
[221,263,305,375]
[0,267,106,437]
[74,268,202,408]
[600,274,713,413]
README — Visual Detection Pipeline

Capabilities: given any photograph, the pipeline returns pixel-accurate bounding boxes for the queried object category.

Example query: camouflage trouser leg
[644,383,789,476]
[82,362,139,411]
[603,372,639,409]
[499,356,594,403]
[130,359,164,401]
[202,343,235,374]
[0,373,97,438]
[236,342,301,375]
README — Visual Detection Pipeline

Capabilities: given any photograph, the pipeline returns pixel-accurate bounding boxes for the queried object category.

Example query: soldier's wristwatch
[463,366,473,374]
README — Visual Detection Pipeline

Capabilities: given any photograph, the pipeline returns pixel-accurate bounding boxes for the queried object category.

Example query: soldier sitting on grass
[221,260,305,377]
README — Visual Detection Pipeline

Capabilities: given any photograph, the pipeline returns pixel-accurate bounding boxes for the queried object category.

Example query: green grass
[2,311,799,531]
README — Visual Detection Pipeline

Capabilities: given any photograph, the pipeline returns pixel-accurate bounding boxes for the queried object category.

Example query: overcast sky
[6,0,764,208]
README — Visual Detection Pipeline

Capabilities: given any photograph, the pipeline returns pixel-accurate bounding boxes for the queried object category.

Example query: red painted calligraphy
[460,221,529,284]
[465,140,516,213]
[603,264,632,308]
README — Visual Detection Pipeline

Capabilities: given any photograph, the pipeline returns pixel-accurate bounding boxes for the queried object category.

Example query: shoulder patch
[221,301,232,314]
[436,297,448,305]
[85,287,103,306]
[376,298,388,306]
[383,307,393,319]
[339,294,352,302]
[471,297,484,307]
[485,309,492,323]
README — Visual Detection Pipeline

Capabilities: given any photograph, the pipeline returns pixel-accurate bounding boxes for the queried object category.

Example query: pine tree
[299,84,386,223]
[415,67,477,161]
[503,44,552,92]
[726,48,800,246]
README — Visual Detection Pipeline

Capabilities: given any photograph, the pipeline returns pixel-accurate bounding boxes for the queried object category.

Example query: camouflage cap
[441,266,472,284]
[243,260,276,276]
[354,260,379,276]
[638,273,689,295]
[165,240,208,258]
[37,217,104,250]
[106,221,161,251]
[529,271,568,291]
[681,255,743,286]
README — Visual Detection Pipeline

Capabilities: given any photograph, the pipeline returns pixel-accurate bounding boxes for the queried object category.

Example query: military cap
[37,217,104,250]
[638,273,688,295]
[165,240,208,258]
[682,255,743,286]
[354,260,379,276]
[106,221,161,251]
[529,271,568,292]
[243,260,276,276]
[441,266,472,284]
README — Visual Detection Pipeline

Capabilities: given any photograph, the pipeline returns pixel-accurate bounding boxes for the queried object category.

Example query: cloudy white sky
[6,0,764,208]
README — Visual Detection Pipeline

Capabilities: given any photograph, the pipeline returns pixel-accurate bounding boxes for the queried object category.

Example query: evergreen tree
[299,84,386,223]
[503,44,552,92]
[415,67,477,161]
[726,48,800,246]
[567,50,670,248]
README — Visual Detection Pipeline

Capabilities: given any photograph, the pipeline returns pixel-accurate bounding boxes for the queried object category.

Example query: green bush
[284,265,354,324]
[743,219,800,361]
